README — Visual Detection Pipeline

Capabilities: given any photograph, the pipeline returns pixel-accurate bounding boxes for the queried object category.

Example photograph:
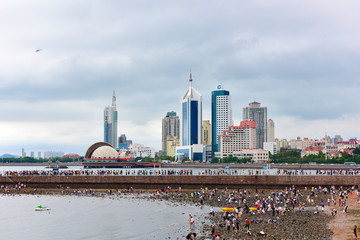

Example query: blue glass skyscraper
[180,74,202,146]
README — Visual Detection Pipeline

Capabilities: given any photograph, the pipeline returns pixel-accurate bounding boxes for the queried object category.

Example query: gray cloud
[1,0,360,155]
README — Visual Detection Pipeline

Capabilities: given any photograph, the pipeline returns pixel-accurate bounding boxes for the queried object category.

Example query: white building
[233,149,270,163]
[129,144,155,158]
[104,91,118,148]
[263,142,277,155]
[44,151,64,159]
[175,144,205,162]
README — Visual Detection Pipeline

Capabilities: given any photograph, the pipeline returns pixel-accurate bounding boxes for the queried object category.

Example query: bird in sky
[35,48,42,52]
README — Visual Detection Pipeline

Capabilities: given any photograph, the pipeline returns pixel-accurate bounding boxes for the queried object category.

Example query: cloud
[1,0,360,155]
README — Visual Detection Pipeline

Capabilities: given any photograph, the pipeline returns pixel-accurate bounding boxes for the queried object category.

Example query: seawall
[2,175,360,189]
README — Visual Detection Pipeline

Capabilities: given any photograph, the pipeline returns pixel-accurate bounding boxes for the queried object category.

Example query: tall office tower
[180,74,202,146]
[104,91,118,148]
[267,119,275,142]
[202,120,212,145]
[38,152,41,159]
[211,85,233,153]
[21,148,26,157]
[162,111,180,155]
[30,152,34,158]
[243,101,267,149]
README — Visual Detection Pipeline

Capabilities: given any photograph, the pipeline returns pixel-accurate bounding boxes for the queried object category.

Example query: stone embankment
[1,175,360,188]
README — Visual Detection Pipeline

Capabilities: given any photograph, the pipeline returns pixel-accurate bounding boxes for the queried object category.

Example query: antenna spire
[112,90,116,107]
[189,71,193,87]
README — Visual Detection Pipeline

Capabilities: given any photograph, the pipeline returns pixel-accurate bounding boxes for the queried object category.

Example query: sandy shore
[330,191,360,240]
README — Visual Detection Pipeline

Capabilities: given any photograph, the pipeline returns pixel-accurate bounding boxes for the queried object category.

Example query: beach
[1,183,359,239]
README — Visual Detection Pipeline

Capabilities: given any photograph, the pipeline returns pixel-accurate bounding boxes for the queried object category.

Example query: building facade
[267,119,275,142]
[180,74,202,146]
[166,136,180,157]
[176,74,204,161]
[263,142,277,155]
[44,151,64,159]
[211,85,233,154]
[202,120,212,146]
[216,120,257,158]
[162,111,180,155]
[129,143,155,158]
[104,91,118,148]
[243,102,267,149]
[118,134,132,150]
[233,149,269,163]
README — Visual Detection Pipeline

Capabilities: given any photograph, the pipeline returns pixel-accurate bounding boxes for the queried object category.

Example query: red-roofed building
[300,146,324,158]
[216,120,257,158]
[327,151,342,159]
[341,149,354,155]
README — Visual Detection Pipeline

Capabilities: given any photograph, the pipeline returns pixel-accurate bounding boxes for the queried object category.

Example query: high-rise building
[38,152,41,159]
[162,111,180,155]
[211,85,233,154]
[267,119,275,142]
[30,152,34,158]
[175,74,204,162]
[202,120,212,146]
[21,148,26,158]
[216,120,257,158]
[118,134,132,150]
[180,74,202,146]
[243,101,267,149]
[104,91,118,148]
[166,136,180,157]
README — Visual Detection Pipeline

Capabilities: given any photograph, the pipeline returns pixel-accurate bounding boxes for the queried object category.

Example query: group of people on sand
[169,184,360,239]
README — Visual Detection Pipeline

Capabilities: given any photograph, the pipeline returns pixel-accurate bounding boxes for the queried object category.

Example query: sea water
[0,194,207,240]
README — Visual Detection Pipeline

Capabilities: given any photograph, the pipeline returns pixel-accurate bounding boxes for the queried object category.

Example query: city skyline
[1,1,360,155]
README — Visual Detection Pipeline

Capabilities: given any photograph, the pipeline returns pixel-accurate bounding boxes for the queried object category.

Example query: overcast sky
[1,0,360,156]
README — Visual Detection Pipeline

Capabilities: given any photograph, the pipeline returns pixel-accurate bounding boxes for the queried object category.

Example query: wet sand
[2,185,359,239]
[330,192,360,240]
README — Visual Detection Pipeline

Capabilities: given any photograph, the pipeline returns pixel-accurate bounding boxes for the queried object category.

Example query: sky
[1,0,360,156]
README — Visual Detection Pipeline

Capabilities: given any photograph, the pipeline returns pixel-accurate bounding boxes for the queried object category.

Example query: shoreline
[3,185,357,239]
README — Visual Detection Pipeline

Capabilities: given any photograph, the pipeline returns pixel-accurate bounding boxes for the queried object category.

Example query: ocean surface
[0,194,208,240]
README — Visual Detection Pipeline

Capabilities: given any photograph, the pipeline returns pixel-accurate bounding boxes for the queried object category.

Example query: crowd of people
[1,179,359,239]
[3,167,360,177]
[158,184,358,239]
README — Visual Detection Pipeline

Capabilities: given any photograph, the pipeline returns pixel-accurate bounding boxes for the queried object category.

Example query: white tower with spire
[180,73,202,146]
[104,91,118,148]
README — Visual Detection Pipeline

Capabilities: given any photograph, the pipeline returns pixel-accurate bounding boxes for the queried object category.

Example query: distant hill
[0,154,21,159]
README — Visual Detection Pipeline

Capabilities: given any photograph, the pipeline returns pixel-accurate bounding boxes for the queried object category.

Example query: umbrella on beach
[224,166,231,169]
[263,167,268,169]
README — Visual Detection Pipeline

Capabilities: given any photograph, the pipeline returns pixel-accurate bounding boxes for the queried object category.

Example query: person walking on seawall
[354,225,358,239]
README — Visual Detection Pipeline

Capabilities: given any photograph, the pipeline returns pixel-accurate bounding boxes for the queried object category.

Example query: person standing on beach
[189,214,195,230]
[354,225,358,239]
